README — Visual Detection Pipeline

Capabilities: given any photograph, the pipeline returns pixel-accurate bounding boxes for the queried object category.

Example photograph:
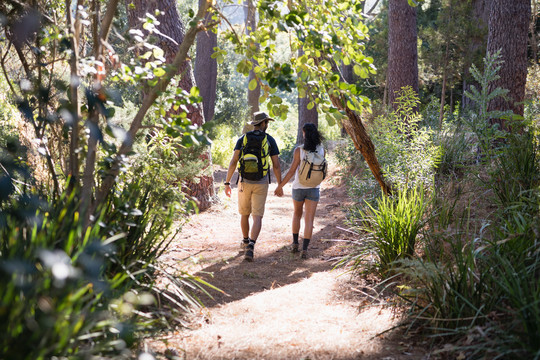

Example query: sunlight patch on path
[177,271,400,360]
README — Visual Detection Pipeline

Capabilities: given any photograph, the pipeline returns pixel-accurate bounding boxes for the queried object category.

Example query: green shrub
[369,86,441,190]
[489,124,540,207]
[0,138,206,359]
[210,124,239,167]
[0,190,140,359]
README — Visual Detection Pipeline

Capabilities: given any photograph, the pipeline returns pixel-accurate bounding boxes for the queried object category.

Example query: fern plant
[463,49,511,155]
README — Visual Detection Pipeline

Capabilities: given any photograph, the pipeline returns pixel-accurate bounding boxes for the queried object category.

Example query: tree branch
[93,0,212,213]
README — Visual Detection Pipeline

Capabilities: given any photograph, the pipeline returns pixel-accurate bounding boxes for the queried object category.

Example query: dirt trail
[149,165,429,360]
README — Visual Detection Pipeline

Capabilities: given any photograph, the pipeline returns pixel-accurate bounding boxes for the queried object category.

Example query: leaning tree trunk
[486,0,531,130]
[194,0,217,123]
[333,95,392,196]
[128,0,215,210]
[387,0,418,111]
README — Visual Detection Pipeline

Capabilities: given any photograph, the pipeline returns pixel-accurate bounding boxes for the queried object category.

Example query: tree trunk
[486,0,531,129]
[245,0,260,115]
[461,0,491,111]
[531,0,538,64]
[297,47,319,144]
[439,41,449,129]
[297,96,318,145]
[336,98,392,195]
[387,0,418,111]
[128,0,215,210]
[194,0,217,123]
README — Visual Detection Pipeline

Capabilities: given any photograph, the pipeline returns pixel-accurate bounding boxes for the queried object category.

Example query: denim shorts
[292,187,320,202]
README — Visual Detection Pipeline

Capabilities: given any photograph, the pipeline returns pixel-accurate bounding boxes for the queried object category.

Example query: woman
[275,123,325,259]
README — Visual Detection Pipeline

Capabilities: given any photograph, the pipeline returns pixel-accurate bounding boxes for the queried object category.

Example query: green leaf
[190,86,200,97]
[326,113,336,126]
[153,47,165,59]
[248,78,258,91]
[153,67,166,77]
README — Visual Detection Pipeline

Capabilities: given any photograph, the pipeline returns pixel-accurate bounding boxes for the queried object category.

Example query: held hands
[274,185,284,197]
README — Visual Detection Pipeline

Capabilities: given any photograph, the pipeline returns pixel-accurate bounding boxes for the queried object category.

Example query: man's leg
[238,183,253,250]
[244,183,268,262]
[250,215,263,241]
[241,214,250,239]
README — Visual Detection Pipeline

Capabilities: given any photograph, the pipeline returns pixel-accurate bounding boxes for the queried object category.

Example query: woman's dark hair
[302,123,324,151]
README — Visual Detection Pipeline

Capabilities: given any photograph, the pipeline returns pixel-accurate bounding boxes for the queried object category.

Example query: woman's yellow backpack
[298,147,327,187]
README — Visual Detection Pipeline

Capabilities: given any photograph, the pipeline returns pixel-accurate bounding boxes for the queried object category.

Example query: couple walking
[224,111,325,262]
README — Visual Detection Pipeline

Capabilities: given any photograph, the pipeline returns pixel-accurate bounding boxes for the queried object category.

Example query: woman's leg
[292,199,304,235]
[303,199,319,240]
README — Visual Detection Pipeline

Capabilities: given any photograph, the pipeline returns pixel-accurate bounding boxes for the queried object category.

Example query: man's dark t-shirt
[234,130,280,184]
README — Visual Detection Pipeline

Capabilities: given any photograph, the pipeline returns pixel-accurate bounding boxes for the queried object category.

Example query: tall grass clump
[338,185,428,275]
[397,211,495,332]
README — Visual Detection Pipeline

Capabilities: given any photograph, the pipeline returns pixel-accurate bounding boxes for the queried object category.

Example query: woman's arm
[277,147,301,188]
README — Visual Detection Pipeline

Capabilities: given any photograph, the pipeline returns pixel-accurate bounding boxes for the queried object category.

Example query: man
[224,111,283,261]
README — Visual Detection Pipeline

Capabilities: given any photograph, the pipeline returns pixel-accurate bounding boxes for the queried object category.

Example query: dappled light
[1,0,538,358]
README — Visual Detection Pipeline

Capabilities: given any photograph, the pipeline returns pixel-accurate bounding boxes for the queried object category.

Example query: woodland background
[0,0,539,359]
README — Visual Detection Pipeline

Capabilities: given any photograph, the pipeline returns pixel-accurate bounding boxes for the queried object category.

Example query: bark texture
[297,96,318,145]
[245,0,260,114]
[334,97,391,195]
[462,0,491,110]
[486,0,531,128]
[127,0,215,210]
[297,47,319,144]
[387,0,418,110]
[194,0,217,123]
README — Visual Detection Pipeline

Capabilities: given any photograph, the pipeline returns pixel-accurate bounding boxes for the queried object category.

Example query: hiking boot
[300,250,308,259]
[291,243,299,253]
[244,241,255,262]
[240,239,250,251]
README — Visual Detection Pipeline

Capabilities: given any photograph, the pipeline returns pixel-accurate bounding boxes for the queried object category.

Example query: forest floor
[145,161,436,360]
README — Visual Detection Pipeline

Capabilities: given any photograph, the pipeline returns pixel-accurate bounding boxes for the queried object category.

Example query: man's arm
[224,150,240,197]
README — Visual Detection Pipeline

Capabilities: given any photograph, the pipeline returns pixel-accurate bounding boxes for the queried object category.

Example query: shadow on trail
[183,179,355,308]
[191,221,346,308]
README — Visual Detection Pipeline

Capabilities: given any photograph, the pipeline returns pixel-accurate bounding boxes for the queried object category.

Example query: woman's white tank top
[292,144,325,190]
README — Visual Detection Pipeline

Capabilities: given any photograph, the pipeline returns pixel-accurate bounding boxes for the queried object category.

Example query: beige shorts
[238,182,269,216]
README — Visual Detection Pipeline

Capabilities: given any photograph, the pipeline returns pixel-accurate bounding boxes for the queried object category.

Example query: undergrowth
[335,51,540,359]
